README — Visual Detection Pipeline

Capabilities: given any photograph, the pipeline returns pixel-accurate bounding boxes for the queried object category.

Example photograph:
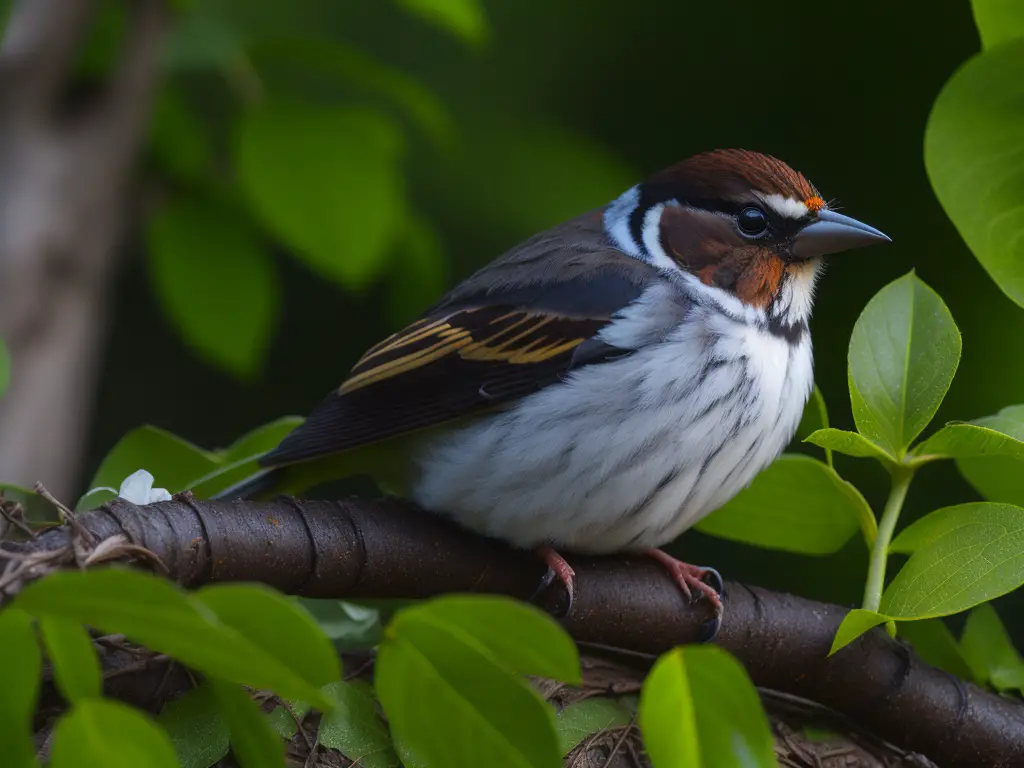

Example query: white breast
[410,296,814,554]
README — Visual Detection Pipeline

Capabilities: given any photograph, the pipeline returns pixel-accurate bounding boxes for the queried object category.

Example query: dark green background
[86,2,1022,631]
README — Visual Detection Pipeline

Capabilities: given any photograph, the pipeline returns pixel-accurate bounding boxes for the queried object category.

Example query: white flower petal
[148,487,172,503]
[118,469,155,505]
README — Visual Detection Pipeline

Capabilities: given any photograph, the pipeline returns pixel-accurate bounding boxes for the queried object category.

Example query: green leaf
[555,699,632,756]
[208,679,285,768]
[639,646,775,768]
[387,213,448,327]
[696,454,871,554]
[847,272,961,457]
[0,335,9,396]
[16,569,332,708]
[897,619,974,681]
[0,609,42,768]
[376,596,566,768]
[972,0,1024,52]
[925,39,1024,308]
[795,385,831,464]
[881,503,1024,618]
[237,104,405,289]
[162,3,241,71]
[318,681,399,768]
[300,599,383,650]
[149,87,213,183]
[396,0,487,44]
[83,425,219,506]
[829,610,889,654]
[39,617,102,702]
[160,684,230,768]
[195,584,341,690]
[960,603,1024,690]
[148,198,277,379]
[76,487,118,511]
[804,428,896,463]
[957,405,1024,506]
[221,417,304,462]
[50,699,180,768]
[915,423,1024,460]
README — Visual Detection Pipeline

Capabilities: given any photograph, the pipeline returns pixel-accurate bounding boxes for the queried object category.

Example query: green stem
[862,464,915,613]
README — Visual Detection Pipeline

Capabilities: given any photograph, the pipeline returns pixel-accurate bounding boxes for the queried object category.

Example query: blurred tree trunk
[0,0,167,498]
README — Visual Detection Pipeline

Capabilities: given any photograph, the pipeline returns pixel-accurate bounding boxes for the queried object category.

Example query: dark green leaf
[957,405,1024,506]
[829,610,889,654]
[387,213,448,327]
[0,482,55,523]
[960,603,1024,690]
[925,39,1024,307]
[972,0,1024,52]
[555,699,632,756]
[265,701,310,739]
[804,428,896,463]
[76,488,118,511]
[0,609,41,768]
[696,454,872,554]
[195,584,341,689]
[639,646,775,768]
[148,198,277,379]
[149,88,213,183]
[221,417,304,462]
[50,699,179,768]
[163,4,240,71]
[300,599,383,650]
[915,423,1024,460]
[160,684,230,768]
[0,335,9,396]
[396,0,488,44]
[376,596,564,768]
[16,569,331,708]
[882,503,1024,618]
[236,104,405,289]
[897,619,974,681]
[847,272,961,458]
[318,681,399,768]
[39,616,102,702]
[83,425,219,506]
[208,679,285,768]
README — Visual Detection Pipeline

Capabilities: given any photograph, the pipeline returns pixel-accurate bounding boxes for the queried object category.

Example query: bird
[225,148,889,626]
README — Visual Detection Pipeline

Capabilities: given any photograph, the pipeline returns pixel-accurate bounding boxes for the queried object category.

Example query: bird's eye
[737,207,769,237]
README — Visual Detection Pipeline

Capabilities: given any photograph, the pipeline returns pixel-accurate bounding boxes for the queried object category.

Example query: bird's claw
[645,549,724,642]
[528,546,575,614]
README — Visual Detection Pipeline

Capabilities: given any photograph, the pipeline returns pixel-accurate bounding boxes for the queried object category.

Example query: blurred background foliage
[7,2,1023,634]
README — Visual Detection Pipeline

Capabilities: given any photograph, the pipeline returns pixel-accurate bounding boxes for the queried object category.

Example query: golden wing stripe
[358,317,453,364]
[340,332,474,394]
[460,317,553,362]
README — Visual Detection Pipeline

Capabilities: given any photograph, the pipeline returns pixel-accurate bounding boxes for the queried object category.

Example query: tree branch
[3,495,1022,767]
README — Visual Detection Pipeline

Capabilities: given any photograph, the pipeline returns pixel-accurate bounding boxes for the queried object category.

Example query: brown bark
[3,495,1021,766]
[0,0,168,498]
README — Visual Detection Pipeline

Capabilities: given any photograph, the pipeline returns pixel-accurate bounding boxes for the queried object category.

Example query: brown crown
[647,149,819,204]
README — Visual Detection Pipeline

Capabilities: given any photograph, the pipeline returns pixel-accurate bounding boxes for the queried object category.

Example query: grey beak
[791,209,891,259]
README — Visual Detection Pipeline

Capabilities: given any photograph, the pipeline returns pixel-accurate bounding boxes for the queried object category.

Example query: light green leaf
[16,569,331,708]
[396,0,487,44]
[555,699,632,756]
[376,596,565,768]
[300,599,383,650]
[639,646,775,768]
[387,213,448,327]
[915,423,1024,461]
[195,583,341,691]
[957,405,1024,506]
[76,488,118,511]
[39,616,102,703]
[208,679,285,768]
[847,272,961,458]
[221,417,304,462]
[81,425,219,509]
[318,681,399,768]
[972,0,1024,52]
[50,699,179,768]
[237,104,405,289]
[804,428,896,463]
[829,610,889,654]
[697,454,872,554]
[897,619,974,681]
[160,684,230,768]
[925,39,1024,308]
[0,336,9,396]
[148,198,277,379]
[795,385,831,465]
[960,603,1024,690]
[881,503,1024,618]
[0,609,41,768]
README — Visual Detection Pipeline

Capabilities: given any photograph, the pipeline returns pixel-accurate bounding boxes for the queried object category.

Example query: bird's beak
[791,209,891,259]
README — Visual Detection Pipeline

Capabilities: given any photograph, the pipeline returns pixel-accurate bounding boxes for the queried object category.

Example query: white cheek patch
[754,192,808,220]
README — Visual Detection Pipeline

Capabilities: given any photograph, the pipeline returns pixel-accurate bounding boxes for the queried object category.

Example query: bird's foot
[531,546,576,611]
[645,548,723,642]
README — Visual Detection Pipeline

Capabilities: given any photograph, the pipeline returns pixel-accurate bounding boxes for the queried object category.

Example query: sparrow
[229,149,889,625]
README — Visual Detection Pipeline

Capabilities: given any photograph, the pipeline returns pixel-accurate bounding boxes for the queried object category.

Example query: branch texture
[3,495,1022,767]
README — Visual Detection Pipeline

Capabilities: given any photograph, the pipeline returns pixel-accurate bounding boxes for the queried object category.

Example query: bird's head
[604,148,889,321]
